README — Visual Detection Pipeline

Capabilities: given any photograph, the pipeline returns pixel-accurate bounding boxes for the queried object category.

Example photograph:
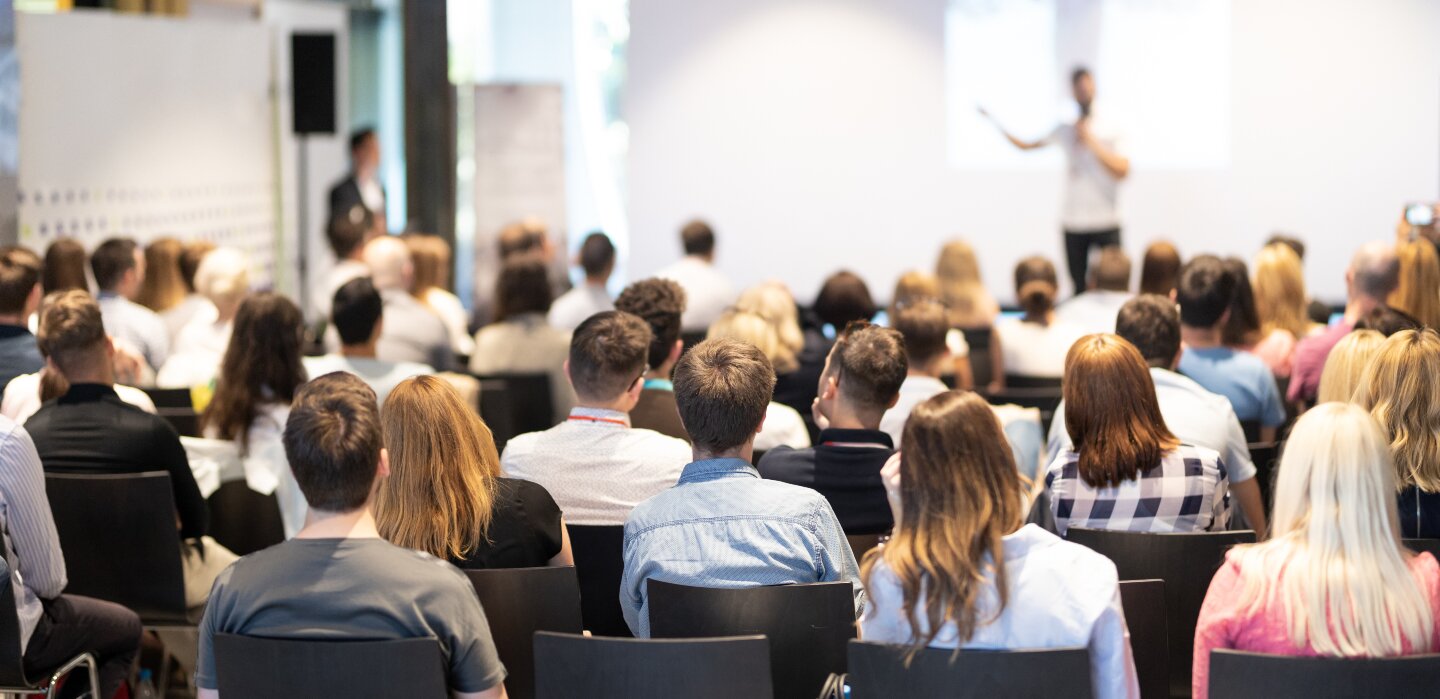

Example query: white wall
[627,0,1440,304]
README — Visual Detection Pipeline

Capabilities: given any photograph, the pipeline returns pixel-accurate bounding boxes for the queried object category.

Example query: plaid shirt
[1045,443,1230,536]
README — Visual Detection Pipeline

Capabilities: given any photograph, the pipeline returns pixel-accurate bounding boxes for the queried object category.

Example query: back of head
[1063,333,1178,487]
[1354,329,1440,492]
[735,282,804,357]
[327,206,373,260]
[404,233,452,294]
[1090,246,1131,292]
[1355,305,1422,337]
[569,311,652,402]
[813,270,876,329]
[89,238,137,292]
[707,309,794,374]
[332,277,384,346]
[375,375,499,560]
[494,258,553,321]
[498,218,549,261]
[43,239,88,295]
[283,372,382,513]
[1115,295,1181,368]
[680,219,715,257]
[1265,233,1306,261]
[192,248,250,308]
[935,239,991,326]
[1252,243,1309,338]
[830,323,907,412]
[1176,255,1235,328]
[179,240,216,294]
[1351,241,1400,302]
[206,292,307,450]
[1317,329,1385,404]
[892,300,949,367]
[579,232,616,279]
[615,278,687,370]
[136,238,186,312]
[1013,256,1058,318]
[1220,257,1261,345]
[890,271,941,313]
[1388,240,1440,329]
[0,246,41,316]
[362,235,411,292]
[36,290,106,377]
[672,338,776,454]
[1138,241,1181,296]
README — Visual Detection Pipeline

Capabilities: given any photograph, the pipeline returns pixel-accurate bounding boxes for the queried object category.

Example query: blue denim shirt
[620,458,866,637]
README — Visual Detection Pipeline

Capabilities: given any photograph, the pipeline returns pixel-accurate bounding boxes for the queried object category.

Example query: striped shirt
[1045,444,1230,536]
[0,415,67,651]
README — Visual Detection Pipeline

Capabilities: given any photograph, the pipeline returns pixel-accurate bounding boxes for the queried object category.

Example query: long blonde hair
[1316,330,1384,404]
[735,282,804,358]
[404,233,453,297]
[708,308,798,374]
[1354,329,1440,492]
[1229,403,1434,656]
[1253,243,1310,339]
[136,238,187,312]
[374,375,498,560]
[936,240,996,327]
[1388,241,1440,330]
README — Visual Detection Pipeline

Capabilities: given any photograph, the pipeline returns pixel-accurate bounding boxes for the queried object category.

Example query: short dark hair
[327,207,373,259]
[332,277,383,346]
[615,278,687,370]
[832,323,907,410]
[569,311,652,400]
[1176,255,1235,328]
[350,128,376,153]
[495,258,553,321]
[89,238,137,291]
[1355,305,1423,337]
[1071,66,1092,85]
[1116,295,1181,368]
[681,220,715,257]
[1091,247,1131,292]
[1265,233,1305,260]
[0,246,41,316]
[36,290,107,375]
[673,338,775,453]
[579,232,616,278]
[283,372,382,513]
[813,271,876,328]
[499,220,547,260]
[892,300,949,365]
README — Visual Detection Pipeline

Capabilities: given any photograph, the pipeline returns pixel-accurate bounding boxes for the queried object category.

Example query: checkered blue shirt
[1044,443,1230,536]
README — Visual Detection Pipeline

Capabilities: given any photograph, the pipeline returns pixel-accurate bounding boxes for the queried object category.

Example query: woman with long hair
[1354,329,1440,537]
[995,256,1084,381]
[1251,243,1313,377]
[41,239,88,294]
[1388,240,1440,330]
[861,390,1137,699]
[707,309,812,450]
[935,240,1002,390]
[163,239,217,342]
[404,233,475,358]
[375,375,572,568]
[470,258,575,422]
[1220,257,1263,349]
[136,237,187,314]
[1047,334,1230,535]
[1316,329,1384,404]
[1193,403,1439,697]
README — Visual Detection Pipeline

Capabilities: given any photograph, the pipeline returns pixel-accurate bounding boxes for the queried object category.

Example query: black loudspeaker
[291,33,336,135]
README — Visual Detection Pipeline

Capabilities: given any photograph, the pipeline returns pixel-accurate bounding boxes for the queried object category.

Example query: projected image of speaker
[291,33,336,135]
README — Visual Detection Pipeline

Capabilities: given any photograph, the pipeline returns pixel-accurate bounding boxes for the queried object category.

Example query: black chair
[1246,442,1281,515]
[1066,528,1256,699]
[534,631,772,699]
[1002,374,1063,390]
[679,331,708,355]
[142,388,202,438]
[959,326,994,389]
[213,634,447,699]
[474,372,555,448]
[1238,419,1262,444]
[206,480,285,556]
[1119,579,1169,699]
[465,566,584,699]
[1403,538,1440,559]
[476,377,518,449]
[565,524,632,637]
[648,580,856,699]
[44,472,190,625]
[1208,649,1440,699]
[0,556,99,699]
[845,640,1093,699]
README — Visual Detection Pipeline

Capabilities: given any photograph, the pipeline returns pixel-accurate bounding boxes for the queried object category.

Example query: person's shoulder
[755,445,810,479]
[1021,527,1119,582]
[630,428,693,454]
[1173,443,1223,468]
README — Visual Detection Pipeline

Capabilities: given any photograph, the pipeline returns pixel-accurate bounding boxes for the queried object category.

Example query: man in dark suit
[328,128,386,232]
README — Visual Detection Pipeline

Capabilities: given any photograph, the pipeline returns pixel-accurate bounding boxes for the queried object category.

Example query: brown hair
[42,239,88,295]
[203,293,308,454]
[890,271,941,317]
[681,219,715,256]
[283,373,382,513]
[673,338,776,453]
[136,238,187,312]
[935,239,996,328]
[813,271,876,329]
[179,240,216,294]
[375,375,499,561]
[89,238,137,292]
[1253,243,1310,339]
[0,246,41,316]
[1014,256,1058,319]
[1354,329,1440,492]
[36,290,107,377]
[616,278,687,370]
[1063,334,1179,487]
[1389,241,1440,330]
[1091,246,1131,292]
[404,233,452,296]
[1221,257,1262,347]
[831,323,907,410]
[1139,241,1181,296]
[499,218,548,260]
[495,258,553,321]
[328,207,374,260]
[892,300,949,366]
[569,311,651,401]
[862,390,1024,654]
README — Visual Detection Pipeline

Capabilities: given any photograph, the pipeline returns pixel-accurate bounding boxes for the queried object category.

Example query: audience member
[41,239,87,295]
[158,248,249,388]
[758,323,905,535]
[736,282,824,433]
[1138,240,1181,296]
[405,233,476,358]
[1316,329,1385,404]
[889,272,972,390]
[377,375,572,568]
[498,217,556,263]
[363,235,453,371]
[1192,403,1439,697]
[706,309,812,450]
[318,206,374,322]
[0,247,44,388]
[1265,233,1333,325]
[621,338,863,637]
[167,239,218,341]
[1355,304,1423,336]
[549,231,616,331]
[614,278,689,441]
[501,311,690,525]
[470,258,575,422]
[1388,239,1440,329]
[656,219,734,333]
[304,277,434,407]
[861,391,1137,699]
[194,373,508,699]
[328,128,387,229]
[1056,246,1132,334]
[1251,243,1312,378]
[91,237,169,371]
[935,239,1000,328]
[995,256,1084,381]
[136,237,186,317]
[813,270,878,333]
[1219,257,1263,348]
[1355,329,1440,538]
[1046,334,1230,536]
[1289,241,1398,403]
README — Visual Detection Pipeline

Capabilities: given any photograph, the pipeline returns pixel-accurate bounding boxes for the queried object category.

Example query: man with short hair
[502,311,691,525]
[1056,246,1132,334]
[1289,241,1400,403]
[1174,256,1285,441]
[0,246,45,388]
[361,236,454,371]
[195,373,508,699]
[549,232,616,331]
[614,278,689,441]
[1048,295,1268,537]
[91,237,169,371]
[758,324,904,535]
[655,219,735,332]
[305,277,434,406]
[316,206,376,322]
[621,338,863,637]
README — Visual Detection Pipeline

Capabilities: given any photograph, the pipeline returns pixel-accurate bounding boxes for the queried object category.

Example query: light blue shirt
[620,458,865,637]
[97,292,170,371]
[1176,346,1285,427]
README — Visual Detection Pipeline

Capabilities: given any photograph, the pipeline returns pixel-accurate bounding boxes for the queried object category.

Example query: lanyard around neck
[568,415,627,427]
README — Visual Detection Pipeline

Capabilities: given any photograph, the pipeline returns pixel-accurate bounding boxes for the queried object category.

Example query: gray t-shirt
[195,537,506,693]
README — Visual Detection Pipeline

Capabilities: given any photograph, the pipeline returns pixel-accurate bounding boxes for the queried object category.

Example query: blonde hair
[890,271,941,315]
[136,238,187,312]
[404,233,452,297]
[1229,403,1434,657]
[707,308,797,374]
[936,239,996,327]
[1354,329,1440,492]
[1317,330,1384,404]
[734,282,804,358]
[192,248,250,309]
[1388,241,1440,330]
[374,375,498,561]
[1253,243,1310,339]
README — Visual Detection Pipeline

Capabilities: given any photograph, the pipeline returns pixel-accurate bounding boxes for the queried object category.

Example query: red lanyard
[568,415,628,427]
[821,441,889,449]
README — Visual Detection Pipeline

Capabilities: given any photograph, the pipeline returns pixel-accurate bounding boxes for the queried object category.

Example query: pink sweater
[1193,550,1440,697]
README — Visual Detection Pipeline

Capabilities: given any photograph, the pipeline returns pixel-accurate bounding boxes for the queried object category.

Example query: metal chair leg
[44,652,98,699]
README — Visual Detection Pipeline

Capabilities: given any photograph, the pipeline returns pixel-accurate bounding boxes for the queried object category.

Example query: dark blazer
[630,388,689,443]
[327,174,384,223]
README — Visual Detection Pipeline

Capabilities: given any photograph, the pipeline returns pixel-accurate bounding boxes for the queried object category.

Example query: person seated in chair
[304,277,433,408]
[614,278,690,441]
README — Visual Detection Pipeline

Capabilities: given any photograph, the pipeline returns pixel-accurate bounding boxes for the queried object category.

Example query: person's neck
[1024,310,1054,325]
[824,402,882,432]
[0,313,25,327]
[1181,325,1223,349]
[64,370,114,386]
[695,443,752,463]
[647,362,676,381]
[575,396,632,415]
[340,342,378,359]
[296,506,381,540]
[584,277,608,289]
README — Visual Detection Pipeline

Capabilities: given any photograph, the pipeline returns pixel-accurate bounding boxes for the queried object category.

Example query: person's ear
[626,373,645,402]
[885,391,900,411]
[563,359,573,388]
[667,340,683,365]
[376,447,391,479]
[371,316,385,343]
[43,356,60,374]
[822,374,839,401]
[25,283,41,314]
[1171,347,1183,370]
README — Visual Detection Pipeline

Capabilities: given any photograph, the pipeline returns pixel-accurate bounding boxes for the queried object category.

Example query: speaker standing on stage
[329,128,387,234]
[982,67,1130,296]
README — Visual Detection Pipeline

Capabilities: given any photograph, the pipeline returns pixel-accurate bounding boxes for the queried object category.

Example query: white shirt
[655,256,735,332]
[1055,290,1133,336]
[470,314,576,424]
[316,258,370,322]
[193,403,305,538]
[157,316,234,388]
[501,406,692,525]
[880,375,949,447]
[0,373,156,424]
[755,401,811,451]
[359,175,385,215]
[303,354,434,407]
[162,294,216,347]
[878,375,1044,477]
[995,317,1087,379]
[1047,109,1126,231]
[548,283,615,331]
[861,524,1139,699]
[422,287,476,357]
[97,293,170,371]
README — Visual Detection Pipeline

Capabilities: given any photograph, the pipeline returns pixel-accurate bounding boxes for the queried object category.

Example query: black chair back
[959,326,994,388]
[845,640,1093,699]
[476,377,518,449]
[679,331,708,356]
[1066,528,1255,698]
[214,634,448,699]
[648,580,856,699]
[1246,442,1281,516]
[1119,579,1169,699]
[465,566,584,699]
[474,372,554,449]
[45,472,189,624]
[534,631,772,699]
[143,388,201,437]
[1238,419,1262,444]
[206,480,285,556]
[1208,649,1440,699]
[0,556,29,687]
[1403,538,1440,559]
[565,524,632,637]
[1002,374,1063,390]
[846,533,884,560]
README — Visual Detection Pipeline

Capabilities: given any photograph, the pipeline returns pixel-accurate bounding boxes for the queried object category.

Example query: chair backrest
[1066,528,1255,698]
[44,471,188,623]
[846,533,884,560]
[679,331,708,356]
[214,634,448,699]
[465,566,584,699]
[1208,649,1440,699]
[476,377,518,449]
[1118,579,1169,699]
[1002,374,1063,390]
[474,372,554,446]
[142,387,193,410]
[1403,538,1440,560]
[845,641,1093,699]
[1238,419,1262,444]
[534,631,772,699]
[206,480,286,556]
[564,524,632,637]
[648,580,856,699]
[959,326,994,388]
[0,556,32,687]
[1246,441,1281,516]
